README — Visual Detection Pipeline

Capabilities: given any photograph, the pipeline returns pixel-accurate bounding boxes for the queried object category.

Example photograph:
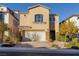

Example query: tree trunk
[0,32,2,43]
[0,31,4,43]
[2,31,4,43]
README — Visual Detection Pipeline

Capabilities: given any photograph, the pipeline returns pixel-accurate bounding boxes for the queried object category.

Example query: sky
[1,3,79,22]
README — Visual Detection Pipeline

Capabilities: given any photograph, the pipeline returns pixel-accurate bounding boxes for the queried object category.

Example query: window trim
[77,17,79,20]
[49,16,55,24]
[0,12,4,21]
[35,14,43,23]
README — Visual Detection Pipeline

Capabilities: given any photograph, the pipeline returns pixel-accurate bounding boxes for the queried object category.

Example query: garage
[24,31,46,41]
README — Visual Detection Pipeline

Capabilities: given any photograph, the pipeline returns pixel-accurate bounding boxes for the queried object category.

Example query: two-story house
[19,4,59,42]
[0,6,19,42]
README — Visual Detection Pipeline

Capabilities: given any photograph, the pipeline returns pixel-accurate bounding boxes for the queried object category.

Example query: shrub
[52,44,58,48]
[65,43,72,48]
[13,35,22,44]
[57,34,67,42]
[65,38,79,48]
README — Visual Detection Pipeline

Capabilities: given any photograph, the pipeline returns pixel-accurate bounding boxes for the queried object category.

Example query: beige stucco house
[19,4,59,42]
[0,6,19,42]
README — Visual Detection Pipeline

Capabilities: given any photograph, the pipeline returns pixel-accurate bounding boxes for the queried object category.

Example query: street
[0,47,79,56]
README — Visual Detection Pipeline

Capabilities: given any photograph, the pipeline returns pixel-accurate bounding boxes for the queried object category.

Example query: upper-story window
[35,14,43,23]
[49,16,55,24]
[1,8,3,10]
[0,12,4,21]
[77,17,79,20]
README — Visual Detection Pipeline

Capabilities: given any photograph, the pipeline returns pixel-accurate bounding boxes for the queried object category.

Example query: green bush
[57,34,67,42]
[65,43,71,48]
[65,38,79,48]
[71,38,79,47]
[14,35,22,44]
[52,44,58,48]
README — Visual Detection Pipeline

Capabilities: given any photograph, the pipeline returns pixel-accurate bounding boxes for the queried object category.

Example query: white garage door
[25,31,46,41]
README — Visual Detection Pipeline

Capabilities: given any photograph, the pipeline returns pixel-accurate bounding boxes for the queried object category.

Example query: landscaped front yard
[52,34,79,49]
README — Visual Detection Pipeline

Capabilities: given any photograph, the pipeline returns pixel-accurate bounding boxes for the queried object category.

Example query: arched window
[35,14,43,23]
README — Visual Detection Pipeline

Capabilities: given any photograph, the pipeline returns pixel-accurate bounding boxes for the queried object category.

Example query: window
[77,17,79,20]
[24,15,26,16]
[0,12,4,21]
[49,16,55,23]
[35,14,43,23]
[1,8,3,10]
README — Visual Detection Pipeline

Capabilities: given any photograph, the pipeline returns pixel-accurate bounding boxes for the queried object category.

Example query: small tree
[59,20,79,42]
[0,22,8,43]
[60,20,78,35]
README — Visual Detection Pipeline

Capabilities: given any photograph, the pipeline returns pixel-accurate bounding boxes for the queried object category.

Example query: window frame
[77,17,79,20]
[49,16,55,24]
[35,14,43,23]
[0,12,4,21]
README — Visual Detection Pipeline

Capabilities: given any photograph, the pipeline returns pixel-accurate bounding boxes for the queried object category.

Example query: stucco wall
[20,6,49,31]
[9,13,19,35]
[20,6,50,41]
[54,15,59,33]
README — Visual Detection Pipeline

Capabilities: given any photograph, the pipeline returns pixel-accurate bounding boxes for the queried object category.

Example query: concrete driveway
[15,42,52,48]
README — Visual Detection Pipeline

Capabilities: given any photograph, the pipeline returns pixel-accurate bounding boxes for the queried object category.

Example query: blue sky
[1,3,79,22]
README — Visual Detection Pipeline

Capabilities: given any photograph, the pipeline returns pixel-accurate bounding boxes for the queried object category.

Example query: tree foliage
[60,20,79,35]
[0,22,8,42]
[0,22,8,32]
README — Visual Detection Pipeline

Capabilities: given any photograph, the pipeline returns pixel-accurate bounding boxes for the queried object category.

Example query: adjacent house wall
[4,13,9,36]
[66,16,79,28]
[0,6,19,43]
[8,12,19,36]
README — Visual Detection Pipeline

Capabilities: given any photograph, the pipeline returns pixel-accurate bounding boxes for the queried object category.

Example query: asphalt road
[0,47,79,56]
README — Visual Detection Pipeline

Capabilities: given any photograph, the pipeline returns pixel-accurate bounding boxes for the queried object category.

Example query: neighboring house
[0,6,19,42]
[19,4,59,42]
[60,14,79,28]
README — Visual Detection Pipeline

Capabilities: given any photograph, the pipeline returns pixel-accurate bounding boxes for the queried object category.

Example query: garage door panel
[25,31,46,41]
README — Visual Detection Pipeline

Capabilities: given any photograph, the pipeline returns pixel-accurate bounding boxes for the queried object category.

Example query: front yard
[52,34,79,49]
